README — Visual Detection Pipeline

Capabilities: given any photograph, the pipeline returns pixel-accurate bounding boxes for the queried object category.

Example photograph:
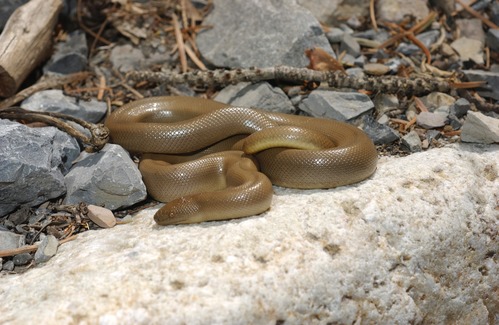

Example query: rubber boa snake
[105,96,378,225]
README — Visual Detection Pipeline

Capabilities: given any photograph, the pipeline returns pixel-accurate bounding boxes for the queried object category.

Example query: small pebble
[374,93,399,115]
[401,131,422,152]
[377,114,390,125]
[118,214,134,224]
[416,112,447,129]
[450,98,470,118]
[2,260,14,271]
[87,205,117,228]
[426,130,441,143]
[340,33,361,57]
[448,114,462,130]
[13,253,33,266]
[363,63,390,75]
[360,115,400,145]
[422,139,429,150]
[34,235,59,264]
[326,28,344,43]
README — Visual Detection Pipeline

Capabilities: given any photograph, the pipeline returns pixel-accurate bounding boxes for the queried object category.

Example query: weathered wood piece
[0,0,63,97]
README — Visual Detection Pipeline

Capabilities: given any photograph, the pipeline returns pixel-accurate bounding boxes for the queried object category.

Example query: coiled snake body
[105,96,377,225]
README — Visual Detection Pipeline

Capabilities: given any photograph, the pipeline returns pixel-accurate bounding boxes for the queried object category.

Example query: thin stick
[0,234,78,258]
[76,0,111,45]
[185,43,207,70]
[126,66,453,96]
[0,72,90,110]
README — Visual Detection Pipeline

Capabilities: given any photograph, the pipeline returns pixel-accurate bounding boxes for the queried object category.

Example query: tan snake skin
[105,96,378,225]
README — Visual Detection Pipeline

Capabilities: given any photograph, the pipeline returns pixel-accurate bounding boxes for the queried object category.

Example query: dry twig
[0,72,90,110]
[0,107,109,152]
[127,66,453,97]
[0,235,78,259]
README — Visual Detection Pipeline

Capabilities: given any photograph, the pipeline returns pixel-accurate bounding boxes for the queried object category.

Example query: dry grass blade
[185,43,207,70]
[172,13,188,73]
[370,0,378,32]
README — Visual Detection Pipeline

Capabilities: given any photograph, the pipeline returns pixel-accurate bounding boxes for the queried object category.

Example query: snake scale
[105,96,378,225]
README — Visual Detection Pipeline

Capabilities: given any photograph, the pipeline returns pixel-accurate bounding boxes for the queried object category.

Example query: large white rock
[1,144,498,324]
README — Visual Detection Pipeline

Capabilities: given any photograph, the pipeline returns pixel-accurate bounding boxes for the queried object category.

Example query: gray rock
[0,231,25,251]
[401,130,422,152]
[109,44,167,73]
[491,1,499,25]
[44,30,88,75]
[64,144,147,210]
[360,115,400,145]
[338,23,354,34]
[461,111,499,144]
[325,27,344,43]
[434,105,450,117]
[215,82,295,114]
[456,19,486,44]
[340,33,361,57]
[463,69,499,100]
[340,53,356,66]
[448,114,462,130]
[21,89,107,123]
[110,44,144,72]
[34,235,58,264]
[426,129,441,143]
[450,37,484,64]
[0,119,79,217]
[298,90,374,121]
[374,93,399,115]
[450,98,471,118]
[13,253,32,266]
[197,0,334,68]
[353,55,366,67]
[416,112,448,129]
[7,206,31,225]
[2,260,14,271]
